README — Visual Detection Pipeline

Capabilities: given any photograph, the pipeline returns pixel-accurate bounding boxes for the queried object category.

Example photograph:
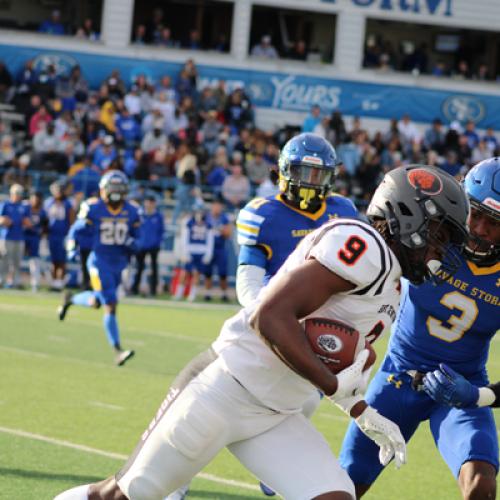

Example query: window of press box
[131,0,234,53]
[0,0,102,40]
[249,4,336,63]
[363,18,500,81]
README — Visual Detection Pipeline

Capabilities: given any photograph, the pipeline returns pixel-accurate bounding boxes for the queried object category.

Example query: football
[303,317,376,374]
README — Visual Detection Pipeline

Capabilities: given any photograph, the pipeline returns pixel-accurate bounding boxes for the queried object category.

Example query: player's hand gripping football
[328,349,370,401]
[423,363,479,408]
[355,406,407,468]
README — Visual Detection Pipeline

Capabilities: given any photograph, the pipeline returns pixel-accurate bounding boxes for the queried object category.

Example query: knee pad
[128,472,165,500]
[164,395,226,460]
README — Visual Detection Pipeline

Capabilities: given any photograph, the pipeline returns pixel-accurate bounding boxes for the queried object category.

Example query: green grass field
[0,291,497,500]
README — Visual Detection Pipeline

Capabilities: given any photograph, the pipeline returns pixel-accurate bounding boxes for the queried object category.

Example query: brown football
[303,317,376,374]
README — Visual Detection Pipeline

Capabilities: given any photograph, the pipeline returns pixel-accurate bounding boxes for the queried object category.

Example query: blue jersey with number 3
[83,199,140,269]
[388,256,500,384]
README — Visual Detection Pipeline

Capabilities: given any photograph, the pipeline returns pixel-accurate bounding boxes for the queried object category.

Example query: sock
[29,258,40,288]
[188,285,197,300]
[54,483,90,500]
[103,313,120,349]
[174,284,184,298]
[71,291,94,307]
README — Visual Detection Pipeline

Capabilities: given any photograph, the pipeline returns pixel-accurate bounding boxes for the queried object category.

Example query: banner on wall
[1,43,500,129]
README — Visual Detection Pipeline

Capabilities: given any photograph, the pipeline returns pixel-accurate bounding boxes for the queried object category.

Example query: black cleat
[58,291,73,321]
[115,350,135,367]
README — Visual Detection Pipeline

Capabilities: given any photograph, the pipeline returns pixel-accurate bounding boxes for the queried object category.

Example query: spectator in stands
[106,70,126,100]
[302,104,321,133]
[483,127,498,154]
[0,61,12,102]
[0,184,30,288]
[224,88,253,135]
[170,106,189,139]
[147,7,165,44]
[0,134,16,167]
[154,75,176,103]
[33,122,67,172]
[78,18,99,41]
[431,60,448,77]
[183,59,198,89]
[201,110,223,156]
[288,39,308,61]
[29,103,52,137]
[453,59,471,80]
[213,79,227,112]
[39,9,65,35]
[69,65,89,103]
[221,163,251,210]
[251,35,279,59]
[204,198,232,302]
[175,69,196,102]
[156,27,178,48]
[171,149,200,226]
[439,150,463,178]
[338,134,362,177]
[198,87,219,122]
[246,151,270,188]
[313,116,332,140]
[131,194,164,296]
[363,36,380,68]
[99,99,116,134]
[213,33,229,52]
[205,145,229,194]
[464,120,480,149]
[380,137,402,172]
[456,134,473,166]
[423,118,446,154]
[93,135,117,172]
[124,85,143,119]
[185,29,202,50]
[69,154,100,198]
[115,107,141,150]
[141,126,168,156]
[3,153,31,190]
[329,110,347,145]
[471,138,491,164]
[397,113,420,152]
[133,24,147,45]
[15,59,36,111]
[256,170,280,198]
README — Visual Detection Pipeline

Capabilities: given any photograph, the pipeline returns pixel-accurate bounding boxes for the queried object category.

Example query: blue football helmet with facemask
[99,170,129,204]
[278,133,341,210]
[463,157,500,265]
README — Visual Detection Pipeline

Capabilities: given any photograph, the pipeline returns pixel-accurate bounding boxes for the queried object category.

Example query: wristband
[477,387,496,408]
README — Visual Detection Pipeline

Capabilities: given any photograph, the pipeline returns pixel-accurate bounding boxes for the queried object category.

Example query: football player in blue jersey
[235,132,358,306]
[339,158,500,499]
[58,170,140,366]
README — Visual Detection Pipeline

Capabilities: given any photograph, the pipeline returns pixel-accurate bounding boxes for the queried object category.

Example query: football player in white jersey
[55,165,469,500]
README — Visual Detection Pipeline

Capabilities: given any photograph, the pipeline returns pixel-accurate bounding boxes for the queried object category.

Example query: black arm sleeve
[487,382,500,408]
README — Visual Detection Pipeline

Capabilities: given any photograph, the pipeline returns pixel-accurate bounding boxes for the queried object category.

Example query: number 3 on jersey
[100,221,128,245]
[338,235,367,265]
[427,291,479,343]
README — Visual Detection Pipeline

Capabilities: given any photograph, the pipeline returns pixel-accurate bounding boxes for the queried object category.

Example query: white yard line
[0,425,260,492]
[0,345,49,359]
[48,335,69,342]
[88,401,124,411]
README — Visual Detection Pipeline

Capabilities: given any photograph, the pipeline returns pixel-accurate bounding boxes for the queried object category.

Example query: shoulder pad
[326,194,358,216]
[308,221,389,290]
[87,197,99,205]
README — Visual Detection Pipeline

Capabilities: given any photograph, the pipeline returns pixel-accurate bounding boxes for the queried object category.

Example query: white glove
[202,254,212,265]
[355,406,407,468]
[328,349,369,402]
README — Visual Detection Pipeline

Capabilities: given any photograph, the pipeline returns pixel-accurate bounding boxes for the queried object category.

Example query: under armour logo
[387,374,403,389]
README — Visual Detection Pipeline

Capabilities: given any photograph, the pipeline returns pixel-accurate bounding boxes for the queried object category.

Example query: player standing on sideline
[131,194,164,296]
[340,158,500,499]
[54,165,470,500]
[24,191,48,292]
[168,132,359,499]
[58,170,140,366]
[44,181,75,291]
[174,201,214,302]
[203,197,232,302]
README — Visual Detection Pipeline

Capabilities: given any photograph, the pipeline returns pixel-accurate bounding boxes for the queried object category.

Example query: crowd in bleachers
[0,50,498,294]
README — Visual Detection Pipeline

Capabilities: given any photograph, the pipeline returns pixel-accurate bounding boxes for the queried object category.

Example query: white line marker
[0,425,260,492]
[0,345,49,359]
[49,335,69,342]
[88,401,124,411]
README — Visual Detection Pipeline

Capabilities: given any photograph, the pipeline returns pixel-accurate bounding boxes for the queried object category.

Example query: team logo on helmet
[407,169,443,195]
[317,334,343,354]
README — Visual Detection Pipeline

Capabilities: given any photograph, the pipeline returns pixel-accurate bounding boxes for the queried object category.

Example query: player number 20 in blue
[100,221,128,245]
